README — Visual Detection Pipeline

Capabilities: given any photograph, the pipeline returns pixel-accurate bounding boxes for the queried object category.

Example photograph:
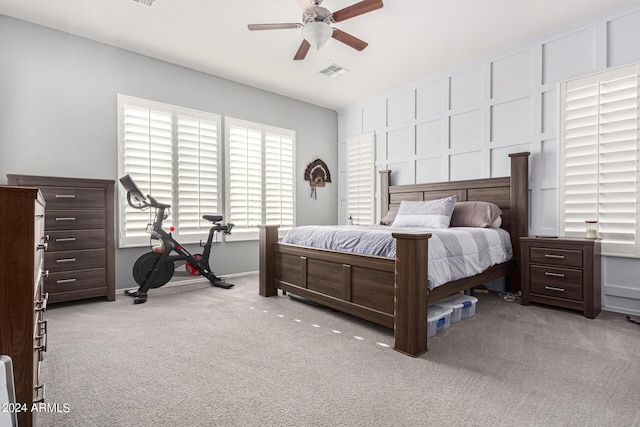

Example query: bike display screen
[119,174,147,203]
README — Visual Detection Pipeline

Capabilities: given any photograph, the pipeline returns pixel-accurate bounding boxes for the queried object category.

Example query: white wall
[0,15,338,290]
[337,2,640,315]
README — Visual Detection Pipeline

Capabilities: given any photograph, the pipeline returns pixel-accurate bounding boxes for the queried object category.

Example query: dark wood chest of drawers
[520,236,601,318]
[0,186,47,427]
[7,175,116,303]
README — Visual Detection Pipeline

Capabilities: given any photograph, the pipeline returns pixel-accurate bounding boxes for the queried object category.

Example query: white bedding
[281,225,513,290]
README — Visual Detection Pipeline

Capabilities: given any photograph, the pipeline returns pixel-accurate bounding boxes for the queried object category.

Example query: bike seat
[202,215,223,223]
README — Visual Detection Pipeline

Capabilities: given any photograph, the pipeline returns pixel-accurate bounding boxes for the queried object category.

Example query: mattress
[281,225,513,290]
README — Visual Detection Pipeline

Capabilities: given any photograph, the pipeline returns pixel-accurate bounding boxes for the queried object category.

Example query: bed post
[259,225,279,297]
[392,232,431,357]
[508,152,530,293]
[380,170,391,220]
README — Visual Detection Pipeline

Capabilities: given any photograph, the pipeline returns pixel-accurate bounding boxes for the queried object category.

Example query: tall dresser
[7,175,116,303]
[0,186,48,427]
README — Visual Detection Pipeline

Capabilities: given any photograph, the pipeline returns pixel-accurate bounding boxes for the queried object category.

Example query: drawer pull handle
[544,286,565,292]
[56,217,76,221]
[544,254,565,259]
[544,272,565,278]
[35,333,47,352]
[55,194,76,199]
[56,278,77,284]
[35,297,48,312]
[56,237,77,242]
[34,383,46,403]
[57,258,76,263]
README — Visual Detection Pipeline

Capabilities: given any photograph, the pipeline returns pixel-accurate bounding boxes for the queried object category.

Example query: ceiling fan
[247,0,384,60]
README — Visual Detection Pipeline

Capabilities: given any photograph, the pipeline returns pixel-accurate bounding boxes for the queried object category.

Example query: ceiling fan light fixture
[132,0,156,6]
[302,22,332,50]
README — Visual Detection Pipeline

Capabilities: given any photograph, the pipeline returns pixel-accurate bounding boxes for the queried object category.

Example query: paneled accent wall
[337,1,640,315]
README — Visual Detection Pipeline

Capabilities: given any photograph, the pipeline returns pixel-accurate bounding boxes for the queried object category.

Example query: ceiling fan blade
[331,0,383,22]
[294,39,311,60]
[247,23,302,30]
[297,0,316,17]
[331,28,368,51]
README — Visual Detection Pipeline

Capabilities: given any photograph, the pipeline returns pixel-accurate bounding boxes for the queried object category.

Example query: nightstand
[520,236,601,318]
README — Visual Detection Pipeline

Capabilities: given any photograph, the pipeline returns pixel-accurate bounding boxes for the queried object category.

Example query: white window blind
[227,124,263,234]
[558,64,640,257]
[265,132,294,227]
[225,118,295,240]
[177,113,219,236]
[117,95,220,248]
[346,132,375,225]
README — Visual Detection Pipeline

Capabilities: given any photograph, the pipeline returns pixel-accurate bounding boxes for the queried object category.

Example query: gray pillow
[450,201,502,228]
[391,196,457,228]
[380,205,399,225]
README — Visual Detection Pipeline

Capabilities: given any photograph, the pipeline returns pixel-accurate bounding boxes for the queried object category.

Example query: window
[558,63,640,257]
[117,94,221,247]
[346,132,375,225]
[225,117,295,240]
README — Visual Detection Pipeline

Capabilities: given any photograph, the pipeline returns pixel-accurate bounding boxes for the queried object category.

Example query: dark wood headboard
[379,152,530,288]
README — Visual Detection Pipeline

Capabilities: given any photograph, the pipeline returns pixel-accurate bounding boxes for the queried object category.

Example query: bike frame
[148,204,221,280]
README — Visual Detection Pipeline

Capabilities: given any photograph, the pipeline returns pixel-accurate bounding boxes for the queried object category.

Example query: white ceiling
[0,0,636,110]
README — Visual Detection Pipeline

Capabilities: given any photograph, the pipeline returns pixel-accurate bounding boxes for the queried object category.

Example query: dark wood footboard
[259,226,432,356]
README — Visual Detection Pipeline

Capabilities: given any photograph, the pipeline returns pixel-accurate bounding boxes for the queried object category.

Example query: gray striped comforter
[281,225,513,290]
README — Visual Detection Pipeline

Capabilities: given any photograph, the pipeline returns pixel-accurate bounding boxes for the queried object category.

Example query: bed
[259,152,529,357]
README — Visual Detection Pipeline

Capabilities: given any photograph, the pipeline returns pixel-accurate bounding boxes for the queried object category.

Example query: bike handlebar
[126,191,171,210]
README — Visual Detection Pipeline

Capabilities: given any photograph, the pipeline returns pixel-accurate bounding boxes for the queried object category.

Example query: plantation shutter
[346,132,375,225]
[227,122,263,236]
[558,64,640,256]
[265,131,294,230]
[120,103,173,247]
[177,112,220,236]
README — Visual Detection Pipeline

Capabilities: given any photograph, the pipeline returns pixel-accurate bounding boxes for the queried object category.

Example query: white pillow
[391,196,457,228]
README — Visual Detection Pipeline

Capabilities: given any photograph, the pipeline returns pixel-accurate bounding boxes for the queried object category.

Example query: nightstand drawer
[529,247,582,268]
[530,278,583,301]
[39,187,106,209]
[530,265,582,286]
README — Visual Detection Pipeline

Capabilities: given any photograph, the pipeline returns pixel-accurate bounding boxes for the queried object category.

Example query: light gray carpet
[39,274,640,427]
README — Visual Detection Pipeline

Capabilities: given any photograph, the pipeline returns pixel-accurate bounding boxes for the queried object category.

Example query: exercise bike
[120,174,234,304]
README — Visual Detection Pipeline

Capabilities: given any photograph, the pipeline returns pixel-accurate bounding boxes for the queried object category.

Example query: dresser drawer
[46,229,106,251]
[39,187,105,209]
[44,248,106,272]
[530,266,583,301]
[45,209,106,230]
[529,247,582,268]
[44,268,107,292]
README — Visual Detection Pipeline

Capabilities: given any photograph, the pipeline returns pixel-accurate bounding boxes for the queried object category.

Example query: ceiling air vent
[319,64,350,79]
[132,0,156,6]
